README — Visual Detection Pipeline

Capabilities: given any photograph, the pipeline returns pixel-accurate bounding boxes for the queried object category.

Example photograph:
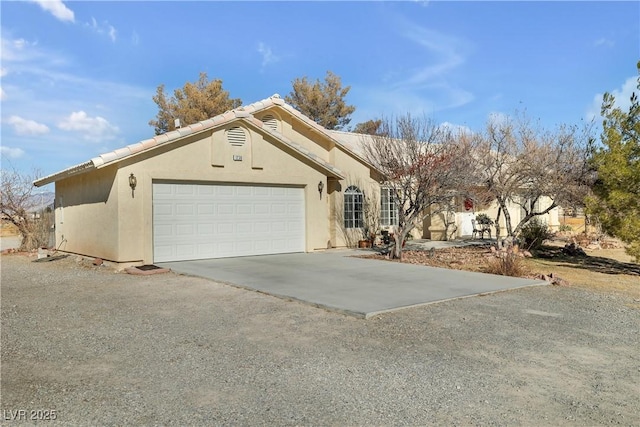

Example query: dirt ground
[367,239,639,301]
[0,223,19,238]
[1,247,639,425]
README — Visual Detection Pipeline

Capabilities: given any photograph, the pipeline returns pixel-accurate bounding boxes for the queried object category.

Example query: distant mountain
[27,192,55,212]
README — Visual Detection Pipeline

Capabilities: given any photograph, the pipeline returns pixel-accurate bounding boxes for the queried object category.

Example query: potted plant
[475,213,494,227]
[475,213,495,239]
[358,226,375,248]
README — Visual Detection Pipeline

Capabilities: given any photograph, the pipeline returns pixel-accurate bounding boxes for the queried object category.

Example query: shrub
[484,250,526,277]
[519,218,554,250]
[475,213,494,225]
[558,224,573,233]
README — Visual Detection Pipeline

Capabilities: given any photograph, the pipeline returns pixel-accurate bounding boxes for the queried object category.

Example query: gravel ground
[1,253,639,426]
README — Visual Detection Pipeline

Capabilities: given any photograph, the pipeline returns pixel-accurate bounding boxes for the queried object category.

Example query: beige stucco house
[34,95,387,267]
[34,94,560,267]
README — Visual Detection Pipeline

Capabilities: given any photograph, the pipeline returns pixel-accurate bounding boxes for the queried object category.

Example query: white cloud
[85,17,117,42]
[0,65,9,100]
[439,121,473,136]
[58,111,119,142]
[257,42,279,69]
[108,26,117,43]
[8,115,50,136]
[585,75,637,122]
[1,37,36,62]
[594,38,614,48]
[487,111,510,126]
[30,0,74,23]
[0,146,26,159]
[355,17,473,121]
[395,21,466,88]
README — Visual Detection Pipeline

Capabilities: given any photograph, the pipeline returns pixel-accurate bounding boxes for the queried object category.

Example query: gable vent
[261,114,278,132]
[227,127,246,146]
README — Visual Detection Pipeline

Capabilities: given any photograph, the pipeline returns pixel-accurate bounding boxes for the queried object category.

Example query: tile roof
[34,94,356,187]
[327,130,375,157]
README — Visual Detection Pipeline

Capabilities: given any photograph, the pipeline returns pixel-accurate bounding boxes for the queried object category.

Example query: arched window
[344,186,363,229]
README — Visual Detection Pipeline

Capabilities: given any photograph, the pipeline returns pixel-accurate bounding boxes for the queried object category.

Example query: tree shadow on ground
[534,246,640,276]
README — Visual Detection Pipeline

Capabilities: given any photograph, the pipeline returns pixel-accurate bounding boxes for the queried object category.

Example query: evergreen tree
[285,71,355,130]
[353,119,384,135]
[587,62,640,262]
[149,72,242,135]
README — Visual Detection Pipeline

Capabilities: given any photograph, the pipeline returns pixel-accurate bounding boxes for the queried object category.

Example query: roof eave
[33,160,97,187]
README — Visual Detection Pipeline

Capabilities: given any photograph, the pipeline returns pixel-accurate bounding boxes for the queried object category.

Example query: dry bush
[484,250,527,277]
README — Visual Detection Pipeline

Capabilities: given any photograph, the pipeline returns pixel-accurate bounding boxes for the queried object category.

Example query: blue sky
[1,1,638,184]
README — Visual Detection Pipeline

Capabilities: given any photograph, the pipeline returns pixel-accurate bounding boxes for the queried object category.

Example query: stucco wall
[424,196,561,241]
[328,146,380,248]
[54,165,120,260]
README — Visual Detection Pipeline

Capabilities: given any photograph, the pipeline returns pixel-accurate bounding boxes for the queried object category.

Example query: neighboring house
[34,95,384,267]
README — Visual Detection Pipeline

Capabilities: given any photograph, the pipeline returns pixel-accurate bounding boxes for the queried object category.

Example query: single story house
[34,94,559,268]
[34,95,384,267]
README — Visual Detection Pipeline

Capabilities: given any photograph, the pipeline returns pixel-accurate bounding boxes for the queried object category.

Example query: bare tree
[362,114,476,259]
[472,113,593,241]
[1,167,52,250]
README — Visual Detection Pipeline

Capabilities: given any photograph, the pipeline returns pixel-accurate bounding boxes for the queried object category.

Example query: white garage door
[153,183,305,262]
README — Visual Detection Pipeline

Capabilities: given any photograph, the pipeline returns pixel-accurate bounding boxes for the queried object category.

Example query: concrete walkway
[159,248,545,318]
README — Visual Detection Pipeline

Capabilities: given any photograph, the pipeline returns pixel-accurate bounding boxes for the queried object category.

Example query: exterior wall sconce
[129,173,137,197]
[318,180,324,199]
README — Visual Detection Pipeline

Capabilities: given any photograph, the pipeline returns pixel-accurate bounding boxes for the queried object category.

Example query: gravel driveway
[2,254,639,426]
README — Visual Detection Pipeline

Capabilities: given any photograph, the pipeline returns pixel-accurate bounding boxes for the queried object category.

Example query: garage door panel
[198,204,214,215]
[154,224,173,238]
[271,187,286,197]
[176,204,194,215]
[236,222,253,234]
[237,204,253,215]
[218,204,234,215]
[254,204,270,215]
[197,223,214,235]
[153,183,305,262]
[236,186,252,196]
[175,244,195,257]
[254,187,270,197]
[197,186,214,195]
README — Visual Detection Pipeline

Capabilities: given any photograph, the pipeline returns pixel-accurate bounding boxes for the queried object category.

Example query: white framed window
[344,186,363,229]
[380,187,398,226]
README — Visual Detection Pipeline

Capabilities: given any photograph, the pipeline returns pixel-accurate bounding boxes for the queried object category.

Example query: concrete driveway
[0,235,21,251]
[159,250,546,318]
